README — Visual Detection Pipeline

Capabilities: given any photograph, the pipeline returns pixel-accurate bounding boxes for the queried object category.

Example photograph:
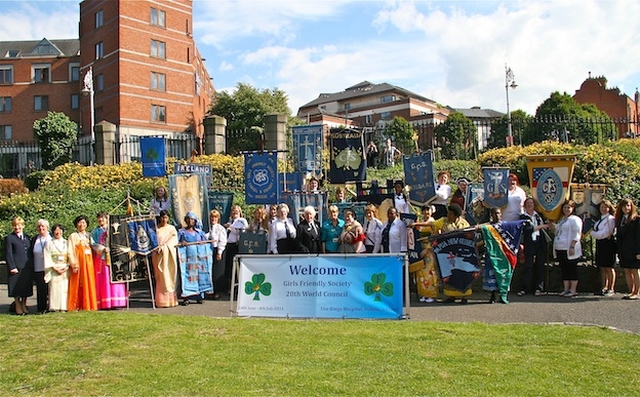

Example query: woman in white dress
[44,224,70,312]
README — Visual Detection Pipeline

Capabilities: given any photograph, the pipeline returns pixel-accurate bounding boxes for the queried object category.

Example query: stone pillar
[94,120,117,165]
[204,115,227,155]
[263,113,287,160]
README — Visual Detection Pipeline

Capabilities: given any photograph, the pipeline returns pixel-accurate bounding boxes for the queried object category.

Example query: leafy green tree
[33,111,78,170]
[384,117,416,155]
[487,110,533,149]
[209,83,297,154]
[524,92,617,145]
[433,112,478,160]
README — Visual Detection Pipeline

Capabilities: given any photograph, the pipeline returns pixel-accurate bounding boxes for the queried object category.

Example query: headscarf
[185,211,203,231]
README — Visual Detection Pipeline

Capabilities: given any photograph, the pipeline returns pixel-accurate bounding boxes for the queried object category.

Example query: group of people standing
[5,213,128,315]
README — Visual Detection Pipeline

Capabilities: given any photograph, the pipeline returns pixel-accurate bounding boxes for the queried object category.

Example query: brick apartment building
[573,73,639,138]
[0,0,213,169]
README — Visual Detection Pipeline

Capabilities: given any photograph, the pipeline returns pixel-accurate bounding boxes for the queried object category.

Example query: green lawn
[1,312,639,396]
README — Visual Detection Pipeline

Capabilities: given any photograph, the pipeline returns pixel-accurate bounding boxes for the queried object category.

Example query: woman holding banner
[152,210,179,307]
[178,212,208,305]
[92,212,127,310]
[502,174,527,222]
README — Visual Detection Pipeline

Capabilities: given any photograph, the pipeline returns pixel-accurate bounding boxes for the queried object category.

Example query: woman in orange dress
[67,215,98,311]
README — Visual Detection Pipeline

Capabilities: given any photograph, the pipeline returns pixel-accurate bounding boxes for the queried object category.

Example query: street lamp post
[635,87,639,138]
[81,66,95,165]
[505,65,517,147]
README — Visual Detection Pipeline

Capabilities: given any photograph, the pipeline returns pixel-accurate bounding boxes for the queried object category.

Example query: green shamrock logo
[145,147,159,161]
[364,273,393,301]
[244,273,272,301]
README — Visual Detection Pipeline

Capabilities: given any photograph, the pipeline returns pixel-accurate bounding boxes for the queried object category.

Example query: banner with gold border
[526,154,577,221]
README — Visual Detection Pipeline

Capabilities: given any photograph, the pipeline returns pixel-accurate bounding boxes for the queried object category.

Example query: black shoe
[179,300,190,306]
[196,299,203,304]
[460,298,468,304]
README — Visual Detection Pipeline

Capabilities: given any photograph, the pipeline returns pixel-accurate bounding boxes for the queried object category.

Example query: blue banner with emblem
[293,125,323,174]
[329,129,366,184]
[278,172,304,195]
[482,168,509,208]
[244,151,278,204]
[140,136,166,177]
[403,152,436,207]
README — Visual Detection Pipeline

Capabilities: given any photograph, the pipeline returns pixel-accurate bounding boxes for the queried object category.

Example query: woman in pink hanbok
[92,212,127,309]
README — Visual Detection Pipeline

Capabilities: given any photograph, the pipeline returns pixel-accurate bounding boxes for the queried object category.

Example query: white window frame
[69,63,80,82]
[151,104,166,122]
[151,40,166,59]
[95,42,104,59]
[151,8,166,27]
[151,72,166,91]
[95,10,103,28]
[32,63,51,83]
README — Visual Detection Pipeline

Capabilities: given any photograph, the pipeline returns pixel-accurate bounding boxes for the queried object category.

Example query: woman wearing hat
[450,177,470,210]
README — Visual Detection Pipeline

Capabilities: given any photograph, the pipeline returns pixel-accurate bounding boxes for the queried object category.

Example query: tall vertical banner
[140,136,166,177]
[292,125,324,175]
[571,183,607,234]
[108,214,149,282]
[482,167,509,208]
[526,154,577,221]
[244,151,277,204]
[465,182,488,226]
[329,129,366,183]
[168,173,210,232]
[429,229,481,292]
[403,152,436,207]
[236,255,405,319]
[208,192,234,225]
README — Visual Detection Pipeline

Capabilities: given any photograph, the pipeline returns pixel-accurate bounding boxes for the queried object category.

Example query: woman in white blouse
[589,200,617,296]
[269,204,298,254]
[206,210,227,300]
[223,205,248,293]
[32,219,52,314]
[363,204,383,253]
[551,200,583,298]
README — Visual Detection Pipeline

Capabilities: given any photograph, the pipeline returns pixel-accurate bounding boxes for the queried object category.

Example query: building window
[95,42,104,59]
[0,97,11,112]
[70,63,80,82]
[34,95,49,111]
[32,64,51,83]
[151,72,166,91]
[97,74,104,91]
[0,66,12,84]
[95,10,103,28]
[71,94,79,110]
[0,125,12,141]
[364,114,372,124]
[152,105,166,122]
[344,103,351,111]
[151,40,166,59]
[380,95,396,103]
[4,49,19,57]
[380,111,392,120]
[151,8,166,27]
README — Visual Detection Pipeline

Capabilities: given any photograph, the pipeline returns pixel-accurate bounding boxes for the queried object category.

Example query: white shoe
[425,297,435,303]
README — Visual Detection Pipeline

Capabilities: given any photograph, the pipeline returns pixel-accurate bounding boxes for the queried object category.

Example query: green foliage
[525,92,617,145]
[487,110,532,149]
[383,117,416,155]
[33,111,78,170]
[434,112,478,160]
[23,170,49,191]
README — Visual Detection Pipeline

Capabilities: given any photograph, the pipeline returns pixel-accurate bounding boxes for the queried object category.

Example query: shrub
[0,178,28,198]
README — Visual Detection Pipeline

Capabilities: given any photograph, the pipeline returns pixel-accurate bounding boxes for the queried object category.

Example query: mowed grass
[1,312,639,396]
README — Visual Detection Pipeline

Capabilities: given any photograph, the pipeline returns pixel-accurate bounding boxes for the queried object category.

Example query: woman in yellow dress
[152,210,179,308]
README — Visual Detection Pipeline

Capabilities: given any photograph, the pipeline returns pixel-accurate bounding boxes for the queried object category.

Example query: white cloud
[219,60,234,72]
[0,2,77,41]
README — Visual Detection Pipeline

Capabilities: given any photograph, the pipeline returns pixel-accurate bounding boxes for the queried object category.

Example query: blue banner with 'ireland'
[236,254,405,319]
[244,151,277,204]
[403,151,436,207]
[140,136,166,177]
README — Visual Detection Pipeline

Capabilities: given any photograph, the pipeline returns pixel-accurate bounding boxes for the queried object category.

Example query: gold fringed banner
[526,154,577,221]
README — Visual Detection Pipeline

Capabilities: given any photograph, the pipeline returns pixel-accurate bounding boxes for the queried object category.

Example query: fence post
[263,113,287,160]
[203,115,226,155]
[95,121,117,165]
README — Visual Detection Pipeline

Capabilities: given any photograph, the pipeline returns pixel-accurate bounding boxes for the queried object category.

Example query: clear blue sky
[1,0,638,116]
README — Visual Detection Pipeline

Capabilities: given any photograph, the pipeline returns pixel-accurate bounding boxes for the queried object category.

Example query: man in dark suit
[5,216,33,315]
[296,206,322,254]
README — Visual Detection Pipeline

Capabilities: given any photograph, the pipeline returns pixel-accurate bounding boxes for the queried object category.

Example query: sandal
[517,290,525,296]
[534,289,541,296]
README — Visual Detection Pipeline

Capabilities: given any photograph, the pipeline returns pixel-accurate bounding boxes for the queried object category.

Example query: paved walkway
[3,285,639,334]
